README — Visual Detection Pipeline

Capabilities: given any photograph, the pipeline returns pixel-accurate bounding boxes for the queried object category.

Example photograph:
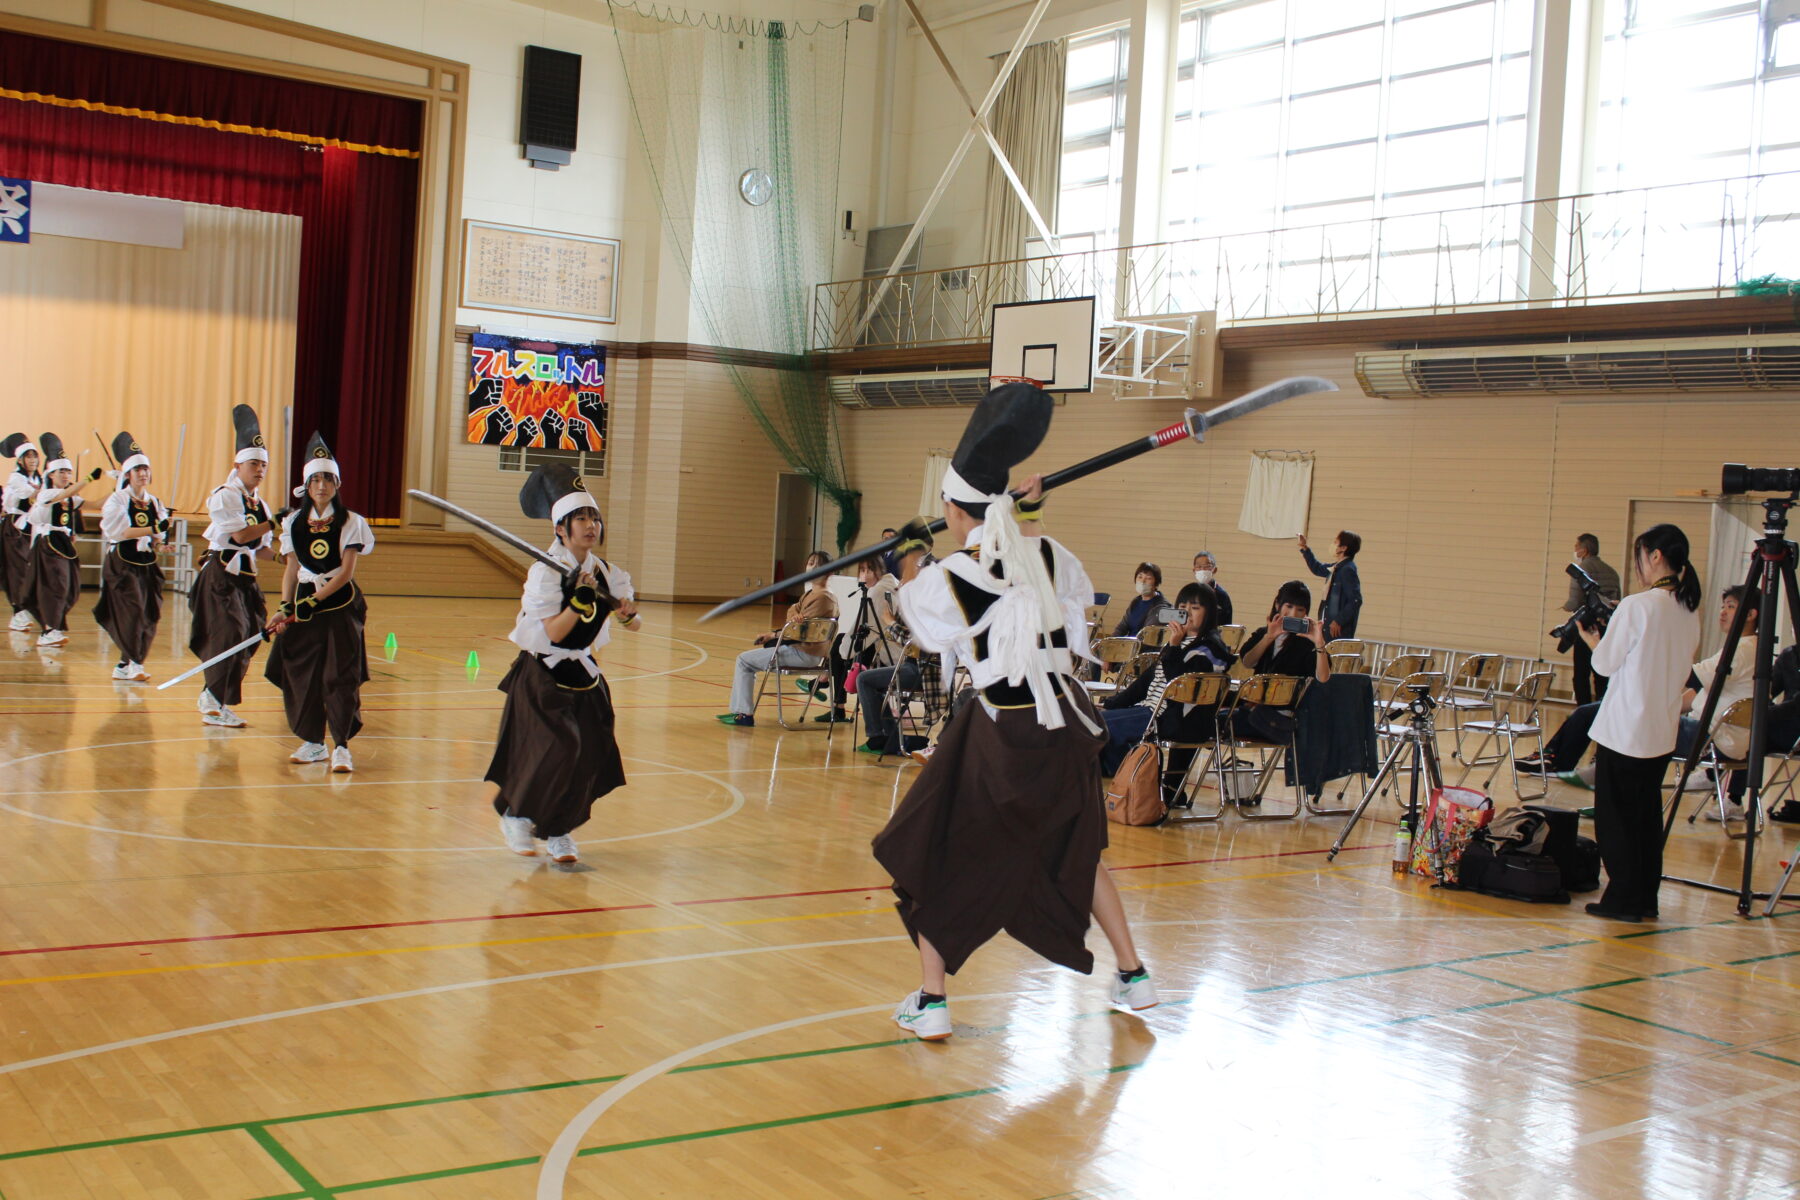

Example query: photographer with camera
[1561,535,1621,705]
[1230,581,1331,747]
[1297,531,1361,639]
[1579,524,1702,923]
[1098,583,1236,775]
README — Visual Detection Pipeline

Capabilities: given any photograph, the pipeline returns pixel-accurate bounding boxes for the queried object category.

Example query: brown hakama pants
[94,552,165,663]
[264,589,369,745]
[0,521,28,615]
[31,539,80,630]
[485,651,627,840]
[188,555,267,706]
[872,687,1108,976]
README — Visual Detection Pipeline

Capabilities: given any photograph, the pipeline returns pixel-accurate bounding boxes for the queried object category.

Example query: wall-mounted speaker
[520,45,581,171]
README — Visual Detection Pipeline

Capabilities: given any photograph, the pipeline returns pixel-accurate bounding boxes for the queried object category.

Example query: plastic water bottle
[1392,823,1411,873]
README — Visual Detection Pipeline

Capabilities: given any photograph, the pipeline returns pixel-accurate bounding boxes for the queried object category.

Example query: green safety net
[608,2,861,550]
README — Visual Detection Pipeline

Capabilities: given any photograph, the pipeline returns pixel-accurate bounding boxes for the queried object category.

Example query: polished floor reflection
[0,596,1796,1199]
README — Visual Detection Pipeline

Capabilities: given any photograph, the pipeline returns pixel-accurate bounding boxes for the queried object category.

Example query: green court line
[1556,995,1736,1046]
[1753,1050,1800,1069]
[1247,939,1588,994]
[1728,948,1800,965]
[312,1062,1147,1196]
[246,1126,334,1200]
[1375,966,1710,1029]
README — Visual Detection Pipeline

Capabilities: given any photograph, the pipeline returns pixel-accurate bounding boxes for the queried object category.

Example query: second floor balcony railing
[813,170,1800,353]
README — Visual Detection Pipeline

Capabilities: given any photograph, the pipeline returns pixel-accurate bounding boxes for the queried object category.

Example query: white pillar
[1117,0,1180,250]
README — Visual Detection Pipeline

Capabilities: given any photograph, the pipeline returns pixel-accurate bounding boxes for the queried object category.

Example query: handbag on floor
[1105,743,1167,826]
[1409,786,1494,883]
[1453,837,1571,904]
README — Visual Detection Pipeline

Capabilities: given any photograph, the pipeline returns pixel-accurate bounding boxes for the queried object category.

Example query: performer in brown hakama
[189,404,276,728]
[264,433,374,773]
[94,431,171,681]
[27,432,105,649]
[485,464,636,865]
[2,433,43,633]
[873,384,1158,1041]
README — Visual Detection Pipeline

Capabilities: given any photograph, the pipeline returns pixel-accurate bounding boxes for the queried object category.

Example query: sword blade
[156,632,264,691]
[407,489,573,580]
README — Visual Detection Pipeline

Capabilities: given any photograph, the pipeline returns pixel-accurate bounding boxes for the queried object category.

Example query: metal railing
[815,170,1800,352]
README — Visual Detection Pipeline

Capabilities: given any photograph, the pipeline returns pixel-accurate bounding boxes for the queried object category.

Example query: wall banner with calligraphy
[462,220,619,324]
[466,333,606,453]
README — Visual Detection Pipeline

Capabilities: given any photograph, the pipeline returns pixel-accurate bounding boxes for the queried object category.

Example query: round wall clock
[738,168,774,207]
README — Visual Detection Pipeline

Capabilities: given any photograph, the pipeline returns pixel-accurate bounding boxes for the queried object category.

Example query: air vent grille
[829,370,992,409]
[1357,335,1800,398]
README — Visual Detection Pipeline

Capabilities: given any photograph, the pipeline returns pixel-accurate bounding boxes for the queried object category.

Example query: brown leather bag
[1105,743,1166,826]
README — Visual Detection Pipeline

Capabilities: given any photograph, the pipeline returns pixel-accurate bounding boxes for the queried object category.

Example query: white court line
[535,993,1006,1199]
[0,736,745,853]
[0,934,909,1078]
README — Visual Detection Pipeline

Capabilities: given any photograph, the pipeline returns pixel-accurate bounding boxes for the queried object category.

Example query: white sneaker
[498,814,537,856]
[1679,769,1716,793]
[331,746,353,774]
[198,689,223,718]
[290,742,328,763]
[1109,968,1159,1013]
[544,835,579,863]
[893,990,952,1041]
[212,706,247,729]
[1705,802,1748,823]
[36,630,66,647]
[112,664,133,681]
[128,662,149,682]
[8,610,32,631]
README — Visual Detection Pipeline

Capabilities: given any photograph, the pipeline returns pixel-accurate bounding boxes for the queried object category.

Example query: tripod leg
[1738,553,1791,913]
[1329,735,1412,859]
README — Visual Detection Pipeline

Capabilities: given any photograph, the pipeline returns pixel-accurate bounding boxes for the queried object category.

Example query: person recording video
[1578,523,1701,924]
[1564,534,1622,705]
[1297,531,1361,639]
[1230,580,1331,746]
[1098,582,1236,774]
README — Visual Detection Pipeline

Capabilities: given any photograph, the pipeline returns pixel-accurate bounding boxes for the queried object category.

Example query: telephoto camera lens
[1722,463,1800,495]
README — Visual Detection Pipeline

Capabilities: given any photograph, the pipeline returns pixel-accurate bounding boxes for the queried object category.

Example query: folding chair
[1216,674,1312,820]
[1441,653,1502,763]
[750,616,840,732]
[1152,672,1232,823]
[1373,653,1431,713]
[875,640,945,763]
[1764,731,1800,813]
[1216,624,1247,654]
[1090,636,1141,689]
[1119,651,1161,689]
[1457,669,1554,801]
[1137,622,1171,649]
[1682,699,1757,839]
[1375,671,1447,796]
[1325,638,1367,675]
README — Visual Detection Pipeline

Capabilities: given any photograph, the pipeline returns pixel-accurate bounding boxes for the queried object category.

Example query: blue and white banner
[0,178,29,243]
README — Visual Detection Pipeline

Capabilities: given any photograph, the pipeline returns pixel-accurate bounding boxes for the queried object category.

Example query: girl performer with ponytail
[28,432,105,648]
[485,464,636,865]
[2,433,42,633]
[264,433,374,773]
[874,383,1157,1042]
[94,431,171,681]
[1577,523,1702,923]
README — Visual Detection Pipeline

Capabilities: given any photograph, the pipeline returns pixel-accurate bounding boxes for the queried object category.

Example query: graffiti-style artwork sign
[465,333,605,452]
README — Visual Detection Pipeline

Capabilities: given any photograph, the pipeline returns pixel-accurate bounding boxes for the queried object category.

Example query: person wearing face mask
[263,433,374,774]
[717,550,839,727]
[94,431,172,681]
[190,404,277,728]
[1098,582,1236,775]
[1110,561,1166,638]
[1578,523,1702,923]
[1191,551,1232,625]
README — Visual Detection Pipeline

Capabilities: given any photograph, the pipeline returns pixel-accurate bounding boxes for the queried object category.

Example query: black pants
[1570,639,1608,706]
[1593,743,1671,915]
[1541,702,1601,771]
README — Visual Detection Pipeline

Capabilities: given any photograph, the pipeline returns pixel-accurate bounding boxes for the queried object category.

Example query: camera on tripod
[1549,562,1617,653]
[1721,463,1800,495]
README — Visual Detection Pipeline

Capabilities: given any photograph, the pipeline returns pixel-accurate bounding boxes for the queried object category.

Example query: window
[1167,0,1534,240]
[1057,26,1131,247]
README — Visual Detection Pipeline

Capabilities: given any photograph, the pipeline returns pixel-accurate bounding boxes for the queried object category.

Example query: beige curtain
[1238,450,1315,539]
[918,449,951,520]
[0,202,300,514]
[981,40,1066,270]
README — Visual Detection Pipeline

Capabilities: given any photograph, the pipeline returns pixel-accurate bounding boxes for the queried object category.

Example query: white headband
[293,456,340,497]
[552,490,600,527]
[941,464,1001,506]
[45,458,72,475]
[13,441,39,461]
[236,447,269,465]
[118,453,150,480]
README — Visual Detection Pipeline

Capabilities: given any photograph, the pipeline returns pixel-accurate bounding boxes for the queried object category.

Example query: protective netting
[608,2,861,549]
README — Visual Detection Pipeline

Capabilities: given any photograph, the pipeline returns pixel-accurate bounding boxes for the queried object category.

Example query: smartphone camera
[1280,616,1311,634]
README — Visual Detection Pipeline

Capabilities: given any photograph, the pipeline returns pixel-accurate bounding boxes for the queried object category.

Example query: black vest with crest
[944,540,1070,708]
[116,495,162,566]
[292,506,359,612]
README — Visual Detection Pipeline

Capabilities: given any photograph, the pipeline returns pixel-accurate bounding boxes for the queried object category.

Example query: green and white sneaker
[893,990,951,1041]
[1109,967,1159,1013]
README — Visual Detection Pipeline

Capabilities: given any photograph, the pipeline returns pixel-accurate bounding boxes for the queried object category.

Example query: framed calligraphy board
[461,220,619,324]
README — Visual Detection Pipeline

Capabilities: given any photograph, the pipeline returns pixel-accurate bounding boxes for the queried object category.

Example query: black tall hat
[520,462,602,532]
[1,432,36,461]
[294,431,341,498]
[946,382,1054,498]
[39,432,69,472]
[112,431,149,487]
[232,404,267,462]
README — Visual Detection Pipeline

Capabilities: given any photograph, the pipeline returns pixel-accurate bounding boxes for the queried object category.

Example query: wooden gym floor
[2,595,1799,1200]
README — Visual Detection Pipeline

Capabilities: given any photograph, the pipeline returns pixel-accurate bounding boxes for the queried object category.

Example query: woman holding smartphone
[1578,523,1702,923]
[1231,580,1330,744]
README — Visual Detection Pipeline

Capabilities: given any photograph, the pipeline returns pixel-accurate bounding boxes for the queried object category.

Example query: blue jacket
[1300,549,1362,638]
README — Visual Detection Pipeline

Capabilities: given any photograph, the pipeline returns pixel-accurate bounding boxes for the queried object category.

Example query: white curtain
[919,449,951,520]
[1705,500,1794,659]
[980,40,1065,269]
[0,201,300,513]
[1238,450,1315,538]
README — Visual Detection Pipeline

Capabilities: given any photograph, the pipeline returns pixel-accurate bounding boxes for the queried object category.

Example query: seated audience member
[1099,582,1235,775]
[1768,644,1800,823]
[879,528,901,580]
[716,551,838,728]
[1192,550,1233,626]
[810,556,902,724]
[1111,562,1167,637]
[1298,530,1363,638]
[1230,580,1330,743]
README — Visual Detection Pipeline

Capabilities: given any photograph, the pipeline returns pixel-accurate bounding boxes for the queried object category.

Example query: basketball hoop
[989,375,1043,390]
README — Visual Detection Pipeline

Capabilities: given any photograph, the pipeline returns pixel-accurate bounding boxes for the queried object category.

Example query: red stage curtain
[0,31,421,518]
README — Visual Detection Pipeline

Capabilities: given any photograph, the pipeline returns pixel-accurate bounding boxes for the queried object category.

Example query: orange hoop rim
[988,375,1044,389]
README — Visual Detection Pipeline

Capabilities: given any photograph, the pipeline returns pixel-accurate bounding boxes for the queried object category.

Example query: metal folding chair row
[1680,698,1758,838]
[1456,669,1555,800]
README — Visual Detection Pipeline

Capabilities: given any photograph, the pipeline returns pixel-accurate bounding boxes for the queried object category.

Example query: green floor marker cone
[383,632,397,661]
[466,650,480,681]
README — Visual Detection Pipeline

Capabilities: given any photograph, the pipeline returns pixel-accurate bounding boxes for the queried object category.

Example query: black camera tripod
[1662,481,1800,916]
[1328,682,1444,862]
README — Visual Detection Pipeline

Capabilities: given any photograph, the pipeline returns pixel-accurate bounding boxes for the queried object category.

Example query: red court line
[0,844,1380,960]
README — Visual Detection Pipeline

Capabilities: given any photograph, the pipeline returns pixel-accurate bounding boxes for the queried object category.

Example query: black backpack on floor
[1523,804,1601,894]
[1452,836,1571,904]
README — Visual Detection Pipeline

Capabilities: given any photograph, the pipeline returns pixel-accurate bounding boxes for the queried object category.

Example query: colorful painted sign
[0,178,30,243]
[465,333,605,452]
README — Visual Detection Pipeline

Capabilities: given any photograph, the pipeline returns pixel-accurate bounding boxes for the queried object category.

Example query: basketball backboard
[988,297,1096,393]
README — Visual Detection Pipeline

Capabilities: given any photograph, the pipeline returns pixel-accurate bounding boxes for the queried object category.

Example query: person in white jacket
[94,432,171,680]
